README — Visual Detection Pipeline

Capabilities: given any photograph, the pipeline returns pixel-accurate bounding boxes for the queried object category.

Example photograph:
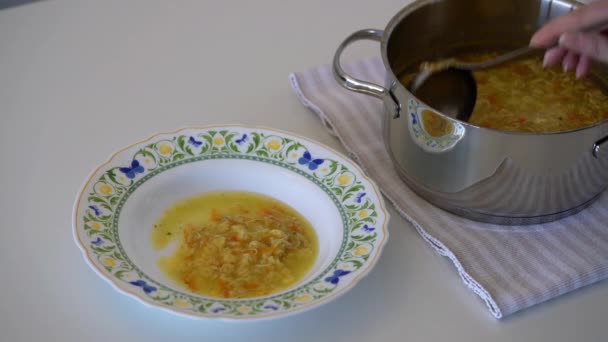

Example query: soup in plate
[152,191,318,299]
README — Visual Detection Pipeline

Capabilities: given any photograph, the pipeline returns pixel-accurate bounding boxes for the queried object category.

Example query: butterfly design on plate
[355,192,366,203]
[119,160,145,179]
[324,269,351,285]
[263,304,279,311]
[410,112,418,125]
[362,224,375,233]
[235,134,248,145]
[88,205,101,216]
[298,151,324,171]
[91,237,103,246]
[188,136,203,147]
[129,280,157,294]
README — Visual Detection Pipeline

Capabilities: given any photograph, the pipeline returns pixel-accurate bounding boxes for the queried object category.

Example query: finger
[562,51,579,72]
[575,55,593,78]
[559,32,608,63]
[530,1,608,47]
[543,47,568,67]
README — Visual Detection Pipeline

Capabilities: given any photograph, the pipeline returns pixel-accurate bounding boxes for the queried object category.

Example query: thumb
[558,32,608,63]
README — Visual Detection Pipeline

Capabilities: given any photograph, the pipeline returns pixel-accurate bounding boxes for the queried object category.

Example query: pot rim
[378,0,606,137]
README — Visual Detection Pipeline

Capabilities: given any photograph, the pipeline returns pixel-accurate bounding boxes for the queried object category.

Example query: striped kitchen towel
[289,57,608,319]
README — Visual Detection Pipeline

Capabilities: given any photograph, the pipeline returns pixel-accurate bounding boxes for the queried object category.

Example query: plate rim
[72,124,390,321]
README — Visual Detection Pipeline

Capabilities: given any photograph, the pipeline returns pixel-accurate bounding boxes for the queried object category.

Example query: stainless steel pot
[333,0,608,225]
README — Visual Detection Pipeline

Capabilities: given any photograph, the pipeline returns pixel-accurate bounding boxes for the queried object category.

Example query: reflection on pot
[407,100,465,154]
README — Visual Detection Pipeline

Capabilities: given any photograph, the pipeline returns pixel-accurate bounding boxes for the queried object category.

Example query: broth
[152,191,318,299]
[403,52,608,133]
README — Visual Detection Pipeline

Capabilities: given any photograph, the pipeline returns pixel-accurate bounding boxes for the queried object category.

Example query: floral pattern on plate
[73,125,389,320]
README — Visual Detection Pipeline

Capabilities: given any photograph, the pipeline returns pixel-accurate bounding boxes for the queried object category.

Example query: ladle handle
[332,29,387,98]
[463,18,608,71]
[465,46,538,70]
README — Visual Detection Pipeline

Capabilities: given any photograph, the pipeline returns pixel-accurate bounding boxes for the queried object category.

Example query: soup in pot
[402,52,608,133]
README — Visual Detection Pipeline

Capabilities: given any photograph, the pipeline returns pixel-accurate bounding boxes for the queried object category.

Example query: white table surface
[1,0,607,341]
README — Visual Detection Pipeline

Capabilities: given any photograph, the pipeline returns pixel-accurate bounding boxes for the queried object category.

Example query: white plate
[73,125,389,320]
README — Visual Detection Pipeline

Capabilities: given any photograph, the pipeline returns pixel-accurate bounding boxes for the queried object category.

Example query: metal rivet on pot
[593,135,608,158]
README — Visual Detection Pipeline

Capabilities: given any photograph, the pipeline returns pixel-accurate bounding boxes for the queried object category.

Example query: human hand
[530,0,608,78]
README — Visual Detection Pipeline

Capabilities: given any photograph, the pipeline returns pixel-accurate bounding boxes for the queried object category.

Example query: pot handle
[332,29,387,98]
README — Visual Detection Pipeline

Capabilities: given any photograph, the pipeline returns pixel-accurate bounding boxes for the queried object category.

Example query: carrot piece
[553,80,561,92]
[512,65,531,77]
[230,236,239,241]
[260,246,278,254]
[487,95,498,106]
[183,275,198,291]
[519,117,527,123]
[567,113,581,121]
[217,280,229,298]
[210,208,221,222]
[244,282,258,290]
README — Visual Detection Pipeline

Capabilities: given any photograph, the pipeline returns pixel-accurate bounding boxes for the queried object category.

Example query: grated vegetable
[403,52,608,133]
[152,191,318,299]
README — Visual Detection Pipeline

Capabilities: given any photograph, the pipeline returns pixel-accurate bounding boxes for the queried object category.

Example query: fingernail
[558,33,572,47]
[543,53,550,67]
[576,65,585,79]
[559,32,579,48]
[563,60,569,72]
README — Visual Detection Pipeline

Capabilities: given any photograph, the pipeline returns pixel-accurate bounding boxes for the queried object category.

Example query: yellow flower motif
[266,139,282,151]
[119,176,126,182]
[353,245,369,257]
[237,306,251,314]
[357,210,369,219]
[321,167,329,173]
[174,299,190,308]
[295,294,312,303]
[337,174,351,186]
[291,152,298,158]
[144,158,151,164]
[89,222,102,231]
[96,183,113,196]
[102,257,116,268]
[213,136,224,146]
[158,144,173,155]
